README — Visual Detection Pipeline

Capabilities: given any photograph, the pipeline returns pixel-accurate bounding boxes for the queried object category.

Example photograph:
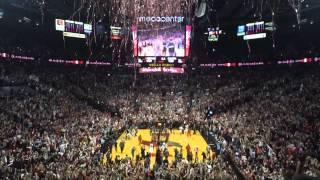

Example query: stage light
[0,9,3,19]
[23,17,31,23]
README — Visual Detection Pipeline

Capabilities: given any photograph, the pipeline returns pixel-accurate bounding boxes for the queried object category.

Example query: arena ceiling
[2,0,320,26]
[1,0,319,63]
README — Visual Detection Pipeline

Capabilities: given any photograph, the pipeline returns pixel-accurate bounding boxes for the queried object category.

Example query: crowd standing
[0,63,319,179]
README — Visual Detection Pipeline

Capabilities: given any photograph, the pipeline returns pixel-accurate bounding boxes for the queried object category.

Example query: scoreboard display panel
[237,21,266,40]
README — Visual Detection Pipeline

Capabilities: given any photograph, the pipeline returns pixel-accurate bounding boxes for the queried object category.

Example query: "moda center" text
[138,16,184,23]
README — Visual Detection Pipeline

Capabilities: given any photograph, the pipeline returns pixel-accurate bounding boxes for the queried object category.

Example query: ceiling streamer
[288,0,302,27]
[195,0,206,18]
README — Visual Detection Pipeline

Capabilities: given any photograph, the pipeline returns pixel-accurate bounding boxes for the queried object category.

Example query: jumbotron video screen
[133,15,191,73]
[138,24,185,57]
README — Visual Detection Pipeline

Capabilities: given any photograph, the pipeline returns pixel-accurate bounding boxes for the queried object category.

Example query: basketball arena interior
[0,0,320,179]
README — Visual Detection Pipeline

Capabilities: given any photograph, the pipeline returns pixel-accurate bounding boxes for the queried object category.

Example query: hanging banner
[185,25,192,57]
[132,25,138,57]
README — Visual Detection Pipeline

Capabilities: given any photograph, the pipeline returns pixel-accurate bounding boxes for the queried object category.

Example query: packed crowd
[0,63,319,179]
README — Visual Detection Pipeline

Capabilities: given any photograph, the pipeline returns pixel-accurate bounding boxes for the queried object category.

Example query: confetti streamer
[288,0,302,28]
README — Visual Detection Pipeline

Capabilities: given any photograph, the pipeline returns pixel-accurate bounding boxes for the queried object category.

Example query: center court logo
[138,16,184,23]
